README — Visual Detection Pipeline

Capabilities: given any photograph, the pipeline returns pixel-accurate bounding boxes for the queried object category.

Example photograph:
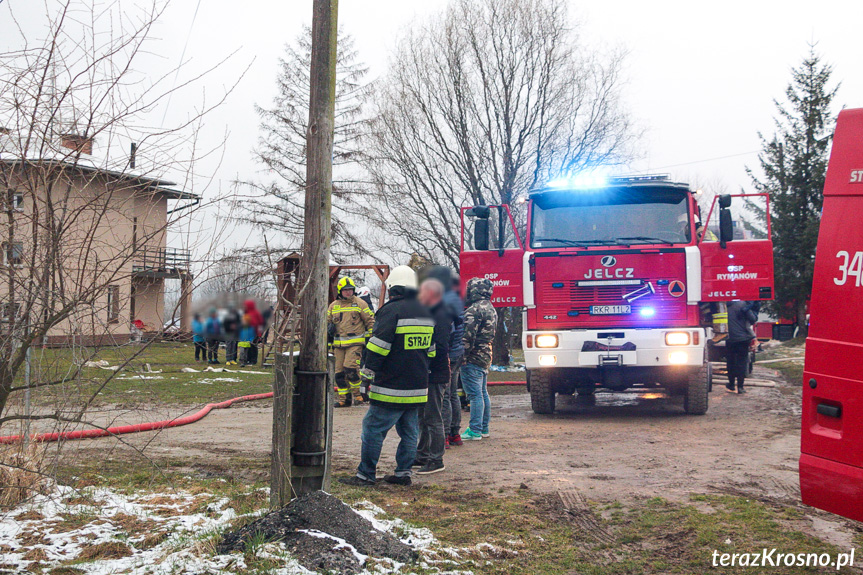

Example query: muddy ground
[60,365,801,504]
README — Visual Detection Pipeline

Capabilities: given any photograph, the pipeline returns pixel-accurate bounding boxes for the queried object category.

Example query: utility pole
[286,0,339,499]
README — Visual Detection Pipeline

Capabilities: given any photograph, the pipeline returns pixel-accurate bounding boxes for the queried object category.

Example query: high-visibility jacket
[364,288,435,408]
[327,295,374,347]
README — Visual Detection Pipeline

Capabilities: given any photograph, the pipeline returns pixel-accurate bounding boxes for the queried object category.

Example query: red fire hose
[0,381,526,445]
[0,392,274,445]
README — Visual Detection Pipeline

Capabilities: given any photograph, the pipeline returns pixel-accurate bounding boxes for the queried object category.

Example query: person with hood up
[726,300,760,394]
[460,277,497,441]
[339,265,435,487]
[192,313,206,362]
[243,300,264,366]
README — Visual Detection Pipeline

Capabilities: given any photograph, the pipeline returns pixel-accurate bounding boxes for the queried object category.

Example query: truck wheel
[684,363,710,415]
[529,369,556,414]
[707,362,713,393]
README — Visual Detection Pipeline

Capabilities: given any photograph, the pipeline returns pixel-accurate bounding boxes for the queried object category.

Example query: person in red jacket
[243,299,264,366]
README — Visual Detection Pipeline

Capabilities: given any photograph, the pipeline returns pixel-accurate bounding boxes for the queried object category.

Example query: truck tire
[684,363,710,415]
[529,369,556,414]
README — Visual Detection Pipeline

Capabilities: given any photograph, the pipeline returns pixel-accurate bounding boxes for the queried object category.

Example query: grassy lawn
[14,342,274,406]
[49,460,861,575]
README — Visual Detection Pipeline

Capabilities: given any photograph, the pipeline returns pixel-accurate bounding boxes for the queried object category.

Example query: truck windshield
[530,187,690,248]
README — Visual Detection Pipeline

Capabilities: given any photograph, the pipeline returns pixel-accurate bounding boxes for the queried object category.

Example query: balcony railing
[133,247,191,274]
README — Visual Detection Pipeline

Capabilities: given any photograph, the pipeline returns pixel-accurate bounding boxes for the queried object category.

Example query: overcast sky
[5,0,863,259]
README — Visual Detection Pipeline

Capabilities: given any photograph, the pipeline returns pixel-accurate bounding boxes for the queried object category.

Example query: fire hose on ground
[0,382,526,444]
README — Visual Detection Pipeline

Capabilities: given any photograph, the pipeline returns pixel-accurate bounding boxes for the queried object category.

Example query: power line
[633,150,760,173]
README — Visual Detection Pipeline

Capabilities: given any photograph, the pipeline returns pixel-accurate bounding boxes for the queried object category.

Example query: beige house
[0,133,196,346]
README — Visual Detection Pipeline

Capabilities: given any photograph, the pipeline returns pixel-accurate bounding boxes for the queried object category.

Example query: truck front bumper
[524,328,705,369]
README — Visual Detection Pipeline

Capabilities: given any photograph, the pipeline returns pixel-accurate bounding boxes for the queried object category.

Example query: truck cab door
[800,108,863,522]
[460,204,525,307]
[698,193,775,302]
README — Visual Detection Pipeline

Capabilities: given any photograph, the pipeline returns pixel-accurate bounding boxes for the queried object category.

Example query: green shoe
[461,429,482,441]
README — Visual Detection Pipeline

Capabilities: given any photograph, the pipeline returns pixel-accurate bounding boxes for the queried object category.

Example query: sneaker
[417,462,445,475]
[444,438,450,449]
[338,475,375,487]
[411,459,428,468]
[383,475,412,486]
[737,387,746,394]
[448,434,463,446]
[481,431,490,438]
[725,383,736,393]
[212,360,221,365]
[461,429,482,441]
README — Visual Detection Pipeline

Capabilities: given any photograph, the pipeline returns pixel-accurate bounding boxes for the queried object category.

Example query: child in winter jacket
[238,316,257,367]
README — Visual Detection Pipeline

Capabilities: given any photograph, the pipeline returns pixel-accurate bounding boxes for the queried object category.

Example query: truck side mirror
[474,218,490,251]
[468,206,491,251]
[719,207,733,248]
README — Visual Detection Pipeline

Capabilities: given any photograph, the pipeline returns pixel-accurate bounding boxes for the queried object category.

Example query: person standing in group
[238,315,256,367]
[415,277,452,475]
[339,266,434,487]
[460,278,497,441]
[243,300,264,366]
[424,267,465,447]
[205,308,222,365]
[726,300,760,394]
[192,313,206,362]
[223,306,241,366]
[327,277,375,407]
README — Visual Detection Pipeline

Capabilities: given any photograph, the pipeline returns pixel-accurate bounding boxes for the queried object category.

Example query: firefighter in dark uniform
[339,265,436,487]
[327,277,375,407]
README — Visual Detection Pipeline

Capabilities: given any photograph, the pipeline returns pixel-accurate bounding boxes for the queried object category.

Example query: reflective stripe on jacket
[364,288,434,408]
[327,295,374,347]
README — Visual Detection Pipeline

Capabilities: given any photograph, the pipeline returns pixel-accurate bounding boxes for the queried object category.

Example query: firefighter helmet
[385,265,418,290]
[337,277,357,294]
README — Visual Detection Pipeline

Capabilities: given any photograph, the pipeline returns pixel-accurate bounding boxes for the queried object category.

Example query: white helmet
[386,265,418,290]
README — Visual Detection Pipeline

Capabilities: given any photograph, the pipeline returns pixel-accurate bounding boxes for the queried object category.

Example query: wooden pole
[291,0,338,493]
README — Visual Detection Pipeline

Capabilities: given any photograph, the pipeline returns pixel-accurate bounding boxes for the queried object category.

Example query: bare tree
[363,0,636,362]
[197,254,275,302]
[0,0,238,434]
[233,28,372,261]
[363,0,635,268]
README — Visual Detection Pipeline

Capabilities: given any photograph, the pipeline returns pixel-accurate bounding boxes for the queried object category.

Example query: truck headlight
[538,354,557,366]
[535,334,559,348]
[665,332,690,346]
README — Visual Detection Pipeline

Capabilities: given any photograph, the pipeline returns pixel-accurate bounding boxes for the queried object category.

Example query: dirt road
[66,365,801,504]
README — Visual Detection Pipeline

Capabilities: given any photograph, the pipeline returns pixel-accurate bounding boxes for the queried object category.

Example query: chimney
[130,142,137,169]
[60,134,93,155]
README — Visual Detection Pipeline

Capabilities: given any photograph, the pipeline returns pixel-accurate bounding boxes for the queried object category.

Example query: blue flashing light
[546,170,609,190]
[552,282,564,288]
[657,279,670,286]
[639,307,656,317]
[567,310,580,317]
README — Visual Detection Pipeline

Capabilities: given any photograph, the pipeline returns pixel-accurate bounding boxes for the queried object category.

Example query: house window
[1,302,20,323]
[2,242,23,266]
[11,192,23,211]
[107,285,120,324]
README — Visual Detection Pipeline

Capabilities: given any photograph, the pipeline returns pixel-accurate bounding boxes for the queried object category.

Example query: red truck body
[460,177,774,414]
[800,108,863,521]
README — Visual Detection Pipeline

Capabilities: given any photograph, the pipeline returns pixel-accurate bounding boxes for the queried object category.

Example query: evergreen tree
[745,47,838,336]
[234,29,371,260]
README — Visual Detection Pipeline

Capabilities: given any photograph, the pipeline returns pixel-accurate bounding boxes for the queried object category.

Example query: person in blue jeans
[459,278,497,441]
[338,266,435,487]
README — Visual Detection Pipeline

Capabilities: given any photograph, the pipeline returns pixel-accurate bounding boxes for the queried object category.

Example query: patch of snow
[300,529,369,564]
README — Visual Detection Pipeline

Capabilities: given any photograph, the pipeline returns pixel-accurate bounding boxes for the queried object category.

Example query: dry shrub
[23,547,48,562]
[76,541,133,561]
[139,530,169,549]
[0,441,49,508]
[17,509,45,521]
[112,512,159,534]
[49,568,85,575]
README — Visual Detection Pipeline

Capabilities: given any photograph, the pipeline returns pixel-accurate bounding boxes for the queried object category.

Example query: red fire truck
[800,108,863,521]
[460,175,775,414]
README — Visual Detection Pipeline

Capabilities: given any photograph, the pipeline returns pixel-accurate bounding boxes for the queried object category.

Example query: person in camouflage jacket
[460,277,497,440]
